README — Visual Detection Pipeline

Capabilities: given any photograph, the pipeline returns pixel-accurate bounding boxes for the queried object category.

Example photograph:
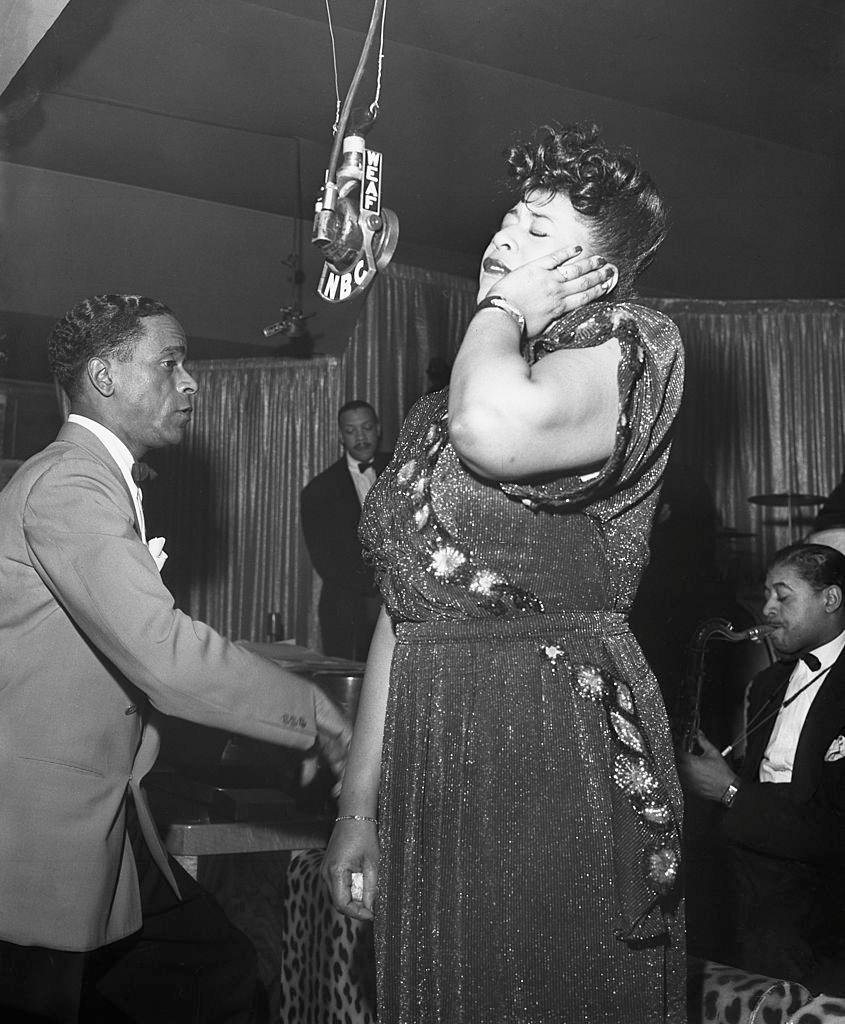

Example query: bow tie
[358,460,375,474]
[782,652,822,672]
[131,461,157,484]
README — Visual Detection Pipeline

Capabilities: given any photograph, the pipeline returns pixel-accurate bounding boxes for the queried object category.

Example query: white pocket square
[147,536,168,573]
[824,735,845,762]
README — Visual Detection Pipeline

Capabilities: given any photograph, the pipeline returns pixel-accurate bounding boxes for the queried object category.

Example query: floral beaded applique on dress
[392,412,545,615]
[541,646,681,940]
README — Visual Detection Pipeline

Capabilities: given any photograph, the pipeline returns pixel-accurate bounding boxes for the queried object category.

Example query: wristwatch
[720,781,739,808]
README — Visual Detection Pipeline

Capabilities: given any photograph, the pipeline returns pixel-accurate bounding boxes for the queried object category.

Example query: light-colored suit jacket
[0,422,319,951]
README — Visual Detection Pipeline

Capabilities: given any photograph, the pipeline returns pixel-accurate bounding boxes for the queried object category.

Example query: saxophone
[677,619,775,753]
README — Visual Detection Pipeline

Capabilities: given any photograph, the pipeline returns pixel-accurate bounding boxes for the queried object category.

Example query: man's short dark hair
[769,542,845,593]
[338,400,377,423]
[48,294,174,400]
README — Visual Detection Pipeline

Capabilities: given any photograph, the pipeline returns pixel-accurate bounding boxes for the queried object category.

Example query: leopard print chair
[689,957,845,1023]
[279,860,845,1024]
[280,849,376,1024]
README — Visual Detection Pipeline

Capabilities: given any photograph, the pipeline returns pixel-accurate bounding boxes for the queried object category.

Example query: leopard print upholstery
[279,866,845,1024]
[688,957,845,1023]
[789,996,845,1023]
[280,849,376,1024]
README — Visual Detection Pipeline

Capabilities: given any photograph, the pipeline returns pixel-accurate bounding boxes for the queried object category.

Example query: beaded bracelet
[335,814,378,825]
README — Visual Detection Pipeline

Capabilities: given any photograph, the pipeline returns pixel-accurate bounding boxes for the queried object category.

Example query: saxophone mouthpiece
[744,624,777,643]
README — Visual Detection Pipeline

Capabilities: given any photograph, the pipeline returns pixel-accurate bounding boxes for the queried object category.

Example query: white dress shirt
[67,414,146,542]
[346,452,376,506]
[759,627,845,783]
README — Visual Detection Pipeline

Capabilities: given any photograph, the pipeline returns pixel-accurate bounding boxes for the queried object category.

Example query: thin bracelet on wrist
[335,814,378,825]
[475,295,526,336]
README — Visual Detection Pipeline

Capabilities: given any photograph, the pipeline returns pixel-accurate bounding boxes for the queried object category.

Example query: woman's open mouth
[482,256,509,277]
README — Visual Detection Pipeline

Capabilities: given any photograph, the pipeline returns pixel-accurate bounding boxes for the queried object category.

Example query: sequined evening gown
[360,302,687,1023]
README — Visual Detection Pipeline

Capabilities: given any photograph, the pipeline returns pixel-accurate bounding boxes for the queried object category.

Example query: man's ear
[824,584,843,614]
[88,356,115,397]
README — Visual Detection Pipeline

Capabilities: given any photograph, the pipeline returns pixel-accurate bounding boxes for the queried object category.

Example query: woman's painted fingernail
[573,245,583,254]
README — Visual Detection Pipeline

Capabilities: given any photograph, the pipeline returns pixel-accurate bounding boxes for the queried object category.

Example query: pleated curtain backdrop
[124,275,845,648]
[149,355,346,648]
[652,298,845,579]
[341,262,477,448]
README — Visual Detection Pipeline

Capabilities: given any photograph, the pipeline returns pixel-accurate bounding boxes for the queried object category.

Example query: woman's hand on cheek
[495,246,618,337]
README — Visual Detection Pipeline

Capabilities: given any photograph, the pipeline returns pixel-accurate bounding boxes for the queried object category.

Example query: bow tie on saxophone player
[788,652,822,672]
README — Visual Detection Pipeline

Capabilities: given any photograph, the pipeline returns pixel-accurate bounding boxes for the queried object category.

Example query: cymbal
[748,492,827,507]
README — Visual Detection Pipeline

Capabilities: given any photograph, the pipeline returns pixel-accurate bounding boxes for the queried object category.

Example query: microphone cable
[324,0,389,170]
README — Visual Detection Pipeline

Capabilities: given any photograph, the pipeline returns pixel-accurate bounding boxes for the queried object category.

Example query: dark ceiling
[3,0,845,299]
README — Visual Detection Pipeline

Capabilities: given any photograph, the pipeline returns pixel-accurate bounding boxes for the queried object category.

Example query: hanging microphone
[262,307,315,338]
[311,0,395,301]
[313,132,399,303]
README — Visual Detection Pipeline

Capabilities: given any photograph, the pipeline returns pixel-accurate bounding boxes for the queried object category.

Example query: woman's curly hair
[48,294,174,400]
[506,123,668,298]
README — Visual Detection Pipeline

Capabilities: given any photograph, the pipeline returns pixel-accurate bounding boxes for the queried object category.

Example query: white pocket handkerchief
[824,735,845,762]
[147,536,168,573]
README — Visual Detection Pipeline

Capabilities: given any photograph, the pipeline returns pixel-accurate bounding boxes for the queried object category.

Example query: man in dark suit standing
[301,400,389,661]
[0,294,350,1023]
[679,542,845,992]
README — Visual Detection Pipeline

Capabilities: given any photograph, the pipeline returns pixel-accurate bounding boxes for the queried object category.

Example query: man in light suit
[679,542,845,994]
[0,294,350,1023]
[300,400,390,661]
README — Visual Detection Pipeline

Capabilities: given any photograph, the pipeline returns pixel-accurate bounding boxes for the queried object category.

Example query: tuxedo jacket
[300,452,390,595]
[0,422,321,951]
[723,646,845,865]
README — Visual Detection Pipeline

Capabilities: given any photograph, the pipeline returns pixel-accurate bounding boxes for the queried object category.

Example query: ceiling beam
[0,0,73,95]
